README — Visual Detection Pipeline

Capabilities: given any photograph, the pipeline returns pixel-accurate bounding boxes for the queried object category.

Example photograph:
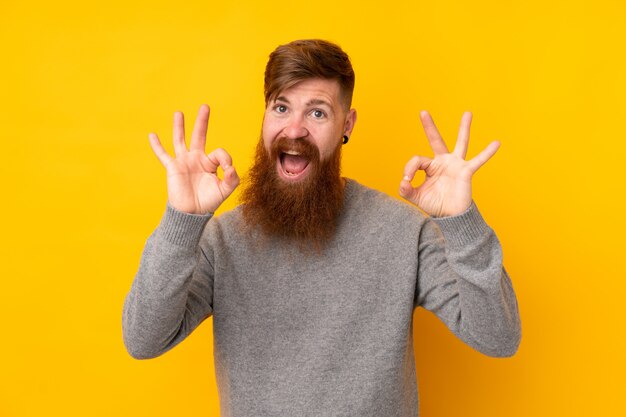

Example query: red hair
[264,39,355,109]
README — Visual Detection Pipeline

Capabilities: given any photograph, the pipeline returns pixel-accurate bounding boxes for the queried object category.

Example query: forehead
[273,78,342,105]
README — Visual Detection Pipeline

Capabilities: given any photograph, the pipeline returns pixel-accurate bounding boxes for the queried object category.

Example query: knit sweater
[122,178,521,416]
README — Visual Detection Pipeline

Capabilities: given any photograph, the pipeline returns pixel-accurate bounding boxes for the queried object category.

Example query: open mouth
[278,150,311,180]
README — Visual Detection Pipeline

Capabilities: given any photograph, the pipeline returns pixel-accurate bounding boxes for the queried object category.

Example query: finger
[172,111,187,157]
[148,133,174,168]
[402,155,432,181]
[419,111,449,155]
[467,140,500,173]
[206,147,233,172]
[190,104,210,152]
[454,111,472,159]
[399,155,432,199]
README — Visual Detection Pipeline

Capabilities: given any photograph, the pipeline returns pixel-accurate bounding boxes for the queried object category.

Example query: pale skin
[262,78,356,183]
[148,87,500,218]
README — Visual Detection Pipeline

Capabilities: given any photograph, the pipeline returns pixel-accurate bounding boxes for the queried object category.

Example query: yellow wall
[2,0,624,415]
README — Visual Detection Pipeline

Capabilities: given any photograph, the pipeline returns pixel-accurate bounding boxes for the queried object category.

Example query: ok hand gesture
[399,111,500,218]
[149,104,240,215]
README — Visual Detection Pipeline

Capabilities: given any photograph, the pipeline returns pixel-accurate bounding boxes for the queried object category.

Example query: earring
[342,135,349,144]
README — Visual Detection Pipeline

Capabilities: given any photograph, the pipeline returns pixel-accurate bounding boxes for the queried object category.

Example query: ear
[343,108,357,137]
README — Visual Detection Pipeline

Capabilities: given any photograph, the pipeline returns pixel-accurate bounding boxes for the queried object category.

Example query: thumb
[399,179,415,200]
[220,165,240,198]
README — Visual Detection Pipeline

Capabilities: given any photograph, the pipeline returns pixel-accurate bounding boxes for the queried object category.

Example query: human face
[262,78,356,183]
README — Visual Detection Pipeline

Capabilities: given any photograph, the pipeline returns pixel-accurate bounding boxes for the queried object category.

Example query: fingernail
[403,175,411,181]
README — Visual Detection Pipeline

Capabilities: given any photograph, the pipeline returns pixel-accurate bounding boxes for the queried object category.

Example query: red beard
[240,135,345,251]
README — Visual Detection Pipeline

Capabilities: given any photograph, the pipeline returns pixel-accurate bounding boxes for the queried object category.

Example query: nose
[283,114,309,139]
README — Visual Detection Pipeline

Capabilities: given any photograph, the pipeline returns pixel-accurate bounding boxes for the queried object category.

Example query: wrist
[158,202,213,247]
[432,201,473,218]
[431,200,490,247]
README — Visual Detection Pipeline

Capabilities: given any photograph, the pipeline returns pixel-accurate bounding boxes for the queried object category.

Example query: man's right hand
[149,104,240,214]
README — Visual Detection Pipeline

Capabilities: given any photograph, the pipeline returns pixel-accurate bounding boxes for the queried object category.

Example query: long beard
[240,135,345,251]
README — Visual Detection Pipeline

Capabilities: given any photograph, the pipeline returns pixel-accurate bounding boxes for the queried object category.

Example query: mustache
[270,136,319,161]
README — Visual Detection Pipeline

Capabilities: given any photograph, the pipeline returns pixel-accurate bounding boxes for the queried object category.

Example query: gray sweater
[122,179,521,416]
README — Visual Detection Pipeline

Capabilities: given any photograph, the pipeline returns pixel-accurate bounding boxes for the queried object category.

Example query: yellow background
[2,0,625,415]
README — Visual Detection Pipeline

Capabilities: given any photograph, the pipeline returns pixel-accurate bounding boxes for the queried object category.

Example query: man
[123,39,521,416]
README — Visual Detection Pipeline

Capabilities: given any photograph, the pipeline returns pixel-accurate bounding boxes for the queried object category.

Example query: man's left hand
[399,111,500,217]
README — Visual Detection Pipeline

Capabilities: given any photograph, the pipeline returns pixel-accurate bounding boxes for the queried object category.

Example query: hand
[149,104,240,214]
[399,111,500,217]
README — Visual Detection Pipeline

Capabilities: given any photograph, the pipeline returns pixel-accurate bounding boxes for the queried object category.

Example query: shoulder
[341,179,428,233]
[203,206,245,237]
[345,179,425,219]
[195,205,246,252]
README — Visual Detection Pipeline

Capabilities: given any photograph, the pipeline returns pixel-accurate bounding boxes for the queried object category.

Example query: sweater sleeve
[414,200,521,357]
[122,203,215,359]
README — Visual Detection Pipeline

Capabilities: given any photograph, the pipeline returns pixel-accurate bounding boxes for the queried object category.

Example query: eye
[311,109,326,119]
[274,104,288,114]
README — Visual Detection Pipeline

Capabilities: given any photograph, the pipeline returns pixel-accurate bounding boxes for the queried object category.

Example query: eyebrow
[275,96,333,109]
[306,98,332,108]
